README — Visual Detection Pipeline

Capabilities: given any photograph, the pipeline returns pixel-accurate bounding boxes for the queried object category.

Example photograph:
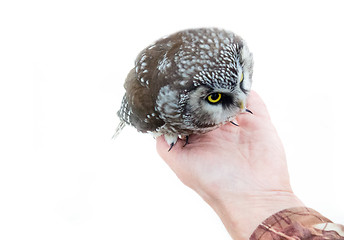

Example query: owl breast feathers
[116,28,254,150]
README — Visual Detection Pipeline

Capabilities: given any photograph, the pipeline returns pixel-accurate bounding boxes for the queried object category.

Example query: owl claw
[246,108,253,114]
[164,134,178,152]
[183,136,189,147]
[230,121,239,127]
[168,142,175,152]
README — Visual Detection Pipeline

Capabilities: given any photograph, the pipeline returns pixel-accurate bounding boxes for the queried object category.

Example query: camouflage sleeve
[250,207,344,240]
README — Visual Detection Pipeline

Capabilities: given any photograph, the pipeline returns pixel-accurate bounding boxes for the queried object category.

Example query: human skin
[156,91,304,240]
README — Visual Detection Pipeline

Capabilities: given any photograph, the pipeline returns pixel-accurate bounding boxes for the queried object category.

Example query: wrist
[205,191,304,240]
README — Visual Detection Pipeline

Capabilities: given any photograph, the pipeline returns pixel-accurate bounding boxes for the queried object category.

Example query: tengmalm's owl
[115,28,254,151]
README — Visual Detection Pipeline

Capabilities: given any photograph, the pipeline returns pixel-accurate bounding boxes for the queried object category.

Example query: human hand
[156,91,304,240]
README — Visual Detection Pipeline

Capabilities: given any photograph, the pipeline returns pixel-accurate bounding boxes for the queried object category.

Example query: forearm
[204,191,304,240]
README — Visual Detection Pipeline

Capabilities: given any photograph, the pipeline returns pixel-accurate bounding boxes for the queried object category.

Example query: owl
[115,28,254,151]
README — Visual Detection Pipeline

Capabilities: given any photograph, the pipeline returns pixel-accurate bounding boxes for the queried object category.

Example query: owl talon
[230,121,239,127]
[164,134,178,151]
[246,108,253,114]
[168,142,175,152]
[183,136,189,147]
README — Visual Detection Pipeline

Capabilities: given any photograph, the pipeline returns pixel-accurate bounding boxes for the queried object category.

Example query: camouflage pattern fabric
[250,207,344,239]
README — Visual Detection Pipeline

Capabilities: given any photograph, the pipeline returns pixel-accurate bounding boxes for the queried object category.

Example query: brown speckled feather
[118,69,164,132]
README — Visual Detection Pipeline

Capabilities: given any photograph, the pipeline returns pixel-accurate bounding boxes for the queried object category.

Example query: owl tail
[112,121,126,140]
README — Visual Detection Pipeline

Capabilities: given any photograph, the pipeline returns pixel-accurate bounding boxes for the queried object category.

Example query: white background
[1,0,344,239]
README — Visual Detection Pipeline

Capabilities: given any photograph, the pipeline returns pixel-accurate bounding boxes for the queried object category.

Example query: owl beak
[240,101,245,112]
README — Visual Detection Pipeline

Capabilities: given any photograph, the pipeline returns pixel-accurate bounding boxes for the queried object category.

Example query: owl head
[182,40,253,130]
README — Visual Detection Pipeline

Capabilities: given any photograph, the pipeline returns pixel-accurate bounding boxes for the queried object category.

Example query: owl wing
[118,68,164,133]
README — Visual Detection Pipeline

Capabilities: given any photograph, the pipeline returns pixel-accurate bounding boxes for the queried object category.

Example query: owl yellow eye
[207,93,222,103]
[240,73,244,82]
